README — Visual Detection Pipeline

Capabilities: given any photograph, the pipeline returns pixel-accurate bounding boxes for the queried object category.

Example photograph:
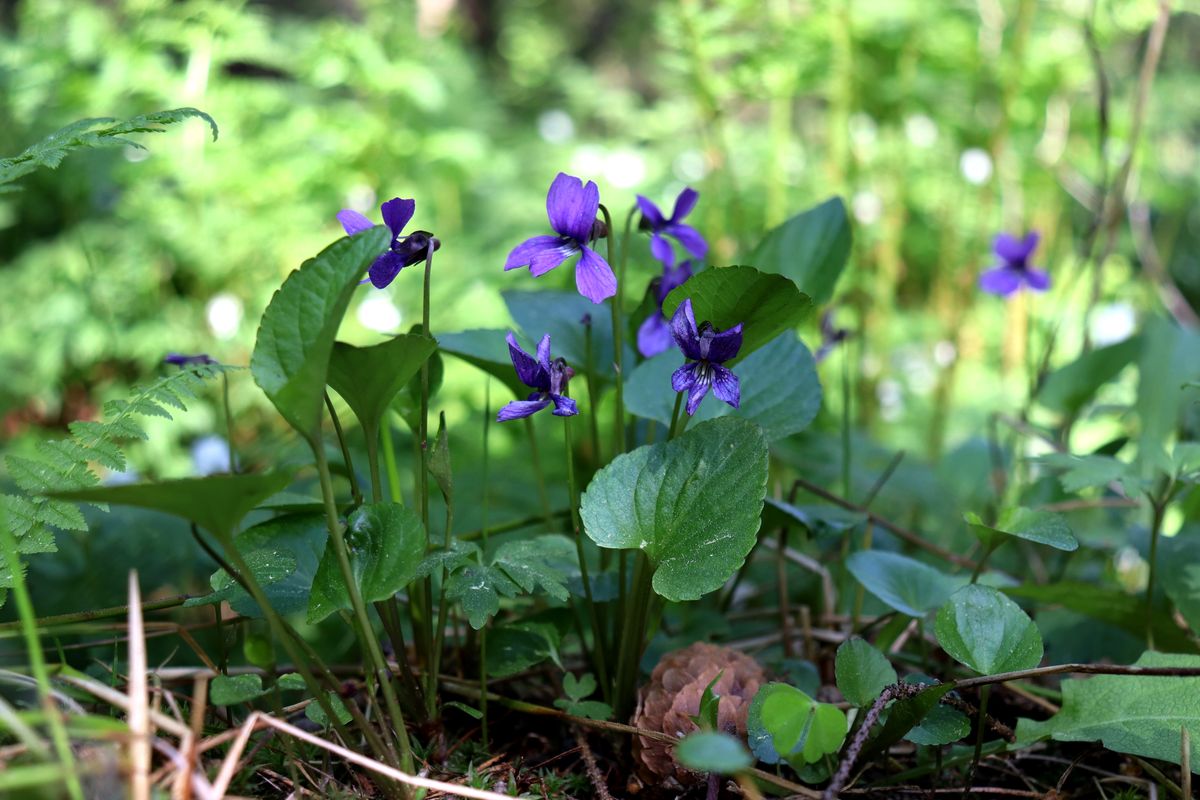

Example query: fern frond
[0,107,218,189]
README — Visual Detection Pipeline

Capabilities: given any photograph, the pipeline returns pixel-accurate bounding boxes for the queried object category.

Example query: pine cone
[631,642,766,787]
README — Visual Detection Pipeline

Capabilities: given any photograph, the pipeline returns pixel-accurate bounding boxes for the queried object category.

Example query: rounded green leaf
[624,332,822,440]
[748,197,852,305]
[210,674,267,706]
[437,329,528,398]
[662,266,812,361]
[675,731,754,775]
[579,417,769,602]
[966,508,1077,552]
[935,584,1043,674]
[251,226,389,437]
[845,550,962,617]
[307,502,427,623]
[835,638,897,707]
[747,683,847,767]
[326,333,437,440]
[906,704,971,746]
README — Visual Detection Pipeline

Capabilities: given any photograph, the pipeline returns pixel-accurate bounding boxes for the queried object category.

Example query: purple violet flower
[670,298,743,416]
[164,353,217,367]
[504,173,616,304]
[979,232,1049,297]
[337,197,440,289]
[637,259,694,358]
[636,187,708,267]
[497,332,579,422]
[814,309,851,363]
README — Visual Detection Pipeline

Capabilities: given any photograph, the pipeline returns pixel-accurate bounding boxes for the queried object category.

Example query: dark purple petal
[710,364,740,409]
[685,372,711,416]
[670,187,699,222]
[505,235,564,271]
[637,313,674,358]
[368,250,407,289]
[979,266,1022,297]
[549,393,579,417]
[536,333,552,374]
[547,172,599,243]
[506,332,548,389]
[380,198,415,238]
[993,231,1038,264]
[670,298,703,360]
[664,223,708,260]
[636,194,665,228]
[497,397,551,422]
[1025,267,1051,292]
[650,233,675,267]
[575,246,617,303]
[165,353,215,367]
[672,362,700,393]
[703,322,744,364]
[337,210,375,236]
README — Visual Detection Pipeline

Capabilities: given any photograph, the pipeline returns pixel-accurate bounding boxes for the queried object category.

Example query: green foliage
[662,266,812,361]
[503,291,627,380]
[860,683,955,763]
[1017,652,1200,772]
[966,508,1078,552]
[1036,337,1141,417]
[554,673,613,720]
[935,585,1043,674]
[624,332,822,440]
[748,197,852,305]
[0,108,217,190]
[674,731,754,775]
[905,705,971,746]
[307,502,426,623]
[251,226,390,439]
[326,333,437,444]
[183,547,298,618]
[845,550,962,617]
[746,683,847,768]
[210,674,269,706]
[437,330,529,398]
[580,417,769,602]
[835,638,897,707]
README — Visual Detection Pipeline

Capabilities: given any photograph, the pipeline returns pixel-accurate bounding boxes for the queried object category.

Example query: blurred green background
[1,0,1198,616]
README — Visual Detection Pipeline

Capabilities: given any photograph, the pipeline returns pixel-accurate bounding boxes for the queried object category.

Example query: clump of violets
[338,197,440,289]
[637,259,694,358]
[979,231,1049,297]
[504,173,616,304]
[636,187,707,267]
[670,298,743,416]
[497,332,579,422]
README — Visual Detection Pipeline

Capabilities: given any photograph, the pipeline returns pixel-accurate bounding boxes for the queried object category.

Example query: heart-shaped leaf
[966,508,1077,552]
[183,547,298,618]
[210,674,268,706]
[748,197,852,305]
[906,705,971,746]
[580,417,769,602]
[51,472,294,540]
[675,732,754,775]
[624,332,822,440]
[503,290,628,380]
[251,227,389,438]
[1037,336,1141,416]
[835,638,897,707]
[845,550,963,618]
[935,584,1043,674]
[437,329,528,398]
[747,683,847,767]
[326,333,437,442]
[307,502,426,623]
[446,564,519,629]
[662,266,812,361]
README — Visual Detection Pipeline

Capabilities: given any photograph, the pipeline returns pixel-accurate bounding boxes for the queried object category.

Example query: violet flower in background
[814,309,851,363]
[637,259,694,358]
[165,353,216,367]
[338,197,440,289]
[497,332,579,421]
[504,172,616,304]
[979,232,1049,297]
[636,187,707,267]
[670,298,743,416]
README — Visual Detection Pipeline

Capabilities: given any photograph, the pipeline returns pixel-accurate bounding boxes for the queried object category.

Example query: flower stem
[221,372,238,473]
[614,552,655,719]
[667,392,684,439]
[312,436,414,777]
[417,245,437,705]
[325,392,363,507]
[582,321,603,467]
[599,203,625,457]
[382,417,405,506]
[1146,493,1169,649]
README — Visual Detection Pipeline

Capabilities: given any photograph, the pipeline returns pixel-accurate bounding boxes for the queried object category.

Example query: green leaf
[1017,651,1200,772]
[50,472,294,540]
[624,332,822,440]
[747,683,847,767]
[444,701,484,720]
[277,673,307,691]
[307,503,426,623]
[484,625,558,678]
[966,508,1078,552]
[763,500,866,535]
[183,548,297,618]
[845,550,963,617]
[446,564,519,629]
[662,266,813,361]
[1037,337,1141,416]
[835,638,897,707]
[427,412,453,501]
[861,683,954,763]
[306,692,352,728]
[1136,318,1200,467]
[747,197,852,305]
[563,672,598,702]
[437,329,528,398]
[675,731,754,775]
[935,585,1043,674]
[503,290,625,379]
[1004,582,1197,654]
[905,704,971,746]
[210,674,267,706]
[492,534,576,603]
[694,673,723,731]
[326,333,437,442]
[580,417,769,602]
[251,227,390,438]
[416,540,480,580]
[1032,453,1142,495]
